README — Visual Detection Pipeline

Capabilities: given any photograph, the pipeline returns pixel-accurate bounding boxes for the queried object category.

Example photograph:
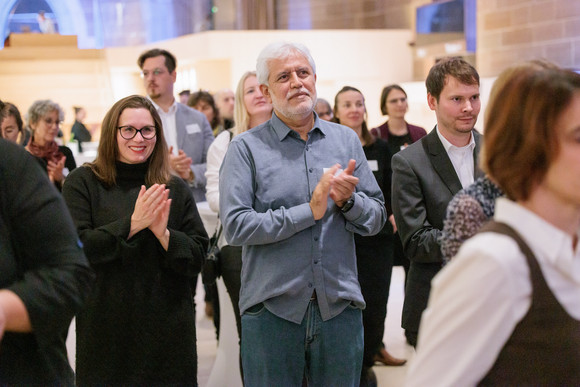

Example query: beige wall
[1,30,415,137]
[3,0,578,139]
[477,0,580,76]
[276,0,415,29]
[240,0,580,77]
[104,29,415,129]
[0,28,500,141]
[0,34,113,139]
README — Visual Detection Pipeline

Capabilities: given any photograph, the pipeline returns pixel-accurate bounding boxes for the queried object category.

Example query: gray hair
[27,99,64,126]
[256,41,316,87]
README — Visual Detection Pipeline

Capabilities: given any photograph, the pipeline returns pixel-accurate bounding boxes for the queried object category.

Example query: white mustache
[288,89,310,99]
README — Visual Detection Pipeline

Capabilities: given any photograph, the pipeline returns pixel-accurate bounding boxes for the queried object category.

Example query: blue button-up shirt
[219,113,386,323]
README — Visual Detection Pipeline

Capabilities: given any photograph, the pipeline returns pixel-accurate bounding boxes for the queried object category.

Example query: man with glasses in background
[137,48,214,202]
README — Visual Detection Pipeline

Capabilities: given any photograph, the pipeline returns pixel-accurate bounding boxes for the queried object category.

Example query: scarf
[26,138,64,164]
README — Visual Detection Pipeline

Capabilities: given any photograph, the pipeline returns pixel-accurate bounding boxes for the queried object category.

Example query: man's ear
[171,71,177,83]
[427,93,437,111]
[260,84,272,103]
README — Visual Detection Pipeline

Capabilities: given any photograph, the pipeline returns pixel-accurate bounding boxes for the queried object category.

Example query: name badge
[367,160,378,171]
[186,123,201,134]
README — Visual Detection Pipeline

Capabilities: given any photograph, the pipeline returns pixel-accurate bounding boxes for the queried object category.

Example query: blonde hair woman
[205,71,272,379]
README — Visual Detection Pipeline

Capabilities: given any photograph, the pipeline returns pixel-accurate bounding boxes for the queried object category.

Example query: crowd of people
[1,39,579,387]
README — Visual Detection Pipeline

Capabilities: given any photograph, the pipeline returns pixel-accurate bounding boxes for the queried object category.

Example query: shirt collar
[495,197,580,269]
[436,125,475,152]
[148,97,178,115]
[270,111,324,141]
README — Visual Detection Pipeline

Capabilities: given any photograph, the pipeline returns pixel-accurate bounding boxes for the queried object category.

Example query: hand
[47,156,66,183]
[149,189,172,250]
[129,184,167,238]
[330,159,359,207]
[389,214,397,233]
[169,147,193,180]
[310,164,340,220]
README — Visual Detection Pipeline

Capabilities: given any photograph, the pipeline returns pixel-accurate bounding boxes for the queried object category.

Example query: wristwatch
[341,195,355,213]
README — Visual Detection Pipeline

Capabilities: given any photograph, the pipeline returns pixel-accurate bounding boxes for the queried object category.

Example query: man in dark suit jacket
[138,48,214,202]
[391,57,483,347]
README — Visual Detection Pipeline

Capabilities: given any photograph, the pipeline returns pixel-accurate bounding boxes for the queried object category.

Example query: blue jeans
[241,299,363,386]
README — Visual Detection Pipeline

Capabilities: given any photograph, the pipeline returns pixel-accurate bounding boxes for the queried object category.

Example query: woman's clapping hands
[129,184,172,249]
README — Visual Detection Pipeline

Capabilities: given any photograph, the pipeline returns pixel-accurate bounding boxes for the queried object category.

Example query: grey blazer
[391,128,483,335]
[175,103,215,202]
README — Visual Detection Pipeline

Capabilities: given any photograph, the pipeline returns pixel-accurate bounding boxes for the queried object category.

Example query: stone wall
[275,0,416,29]
[240,0,579,77]
[477,0,580,76]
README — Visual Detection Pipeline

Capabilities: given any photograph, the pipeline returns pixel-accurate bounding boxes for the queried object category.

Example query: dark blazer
[175,103,215,202]
[391,127,483,336]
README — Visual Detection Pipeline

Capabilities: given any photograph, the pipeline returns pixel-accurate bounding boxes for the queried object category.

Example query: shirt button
[314,236,319,241]
[308,283,313,288]
[309,168,313,173]
[314,260,319,264]
[305,146,309,151]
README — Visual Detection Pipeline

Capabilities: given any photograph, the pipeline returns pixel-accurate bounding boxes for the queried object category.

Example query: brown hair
[89,95,171,187]
[187,90,220,129]
[426,57,479,101]
[137,48,177,73]
[484,67,580,201]
[380,84,407,115]
[332,86,374,145]
[1,102,23,133]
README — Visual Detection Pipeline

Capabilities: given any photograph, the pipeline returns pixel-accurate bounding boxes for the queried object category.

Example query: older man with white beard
[219,41,386,386]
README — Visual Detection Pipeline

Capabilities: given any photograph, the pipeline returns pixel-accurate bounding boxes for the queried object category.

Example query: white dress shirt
[437,126,475,189]
[406,198,580,387]
[150,99,178,154]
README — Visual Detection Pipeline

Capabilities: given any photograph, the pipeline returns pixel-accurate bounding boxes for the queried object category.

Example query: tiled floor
[196,266,414,386]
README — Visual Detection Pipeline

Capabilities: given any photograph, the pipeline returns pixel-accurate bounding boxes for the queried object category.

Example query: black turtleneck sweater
[62,161,208,386]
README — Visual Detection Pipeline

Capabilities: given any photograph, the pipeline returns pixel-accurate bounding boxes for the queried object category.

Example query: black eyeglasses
[117,126,157,140]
